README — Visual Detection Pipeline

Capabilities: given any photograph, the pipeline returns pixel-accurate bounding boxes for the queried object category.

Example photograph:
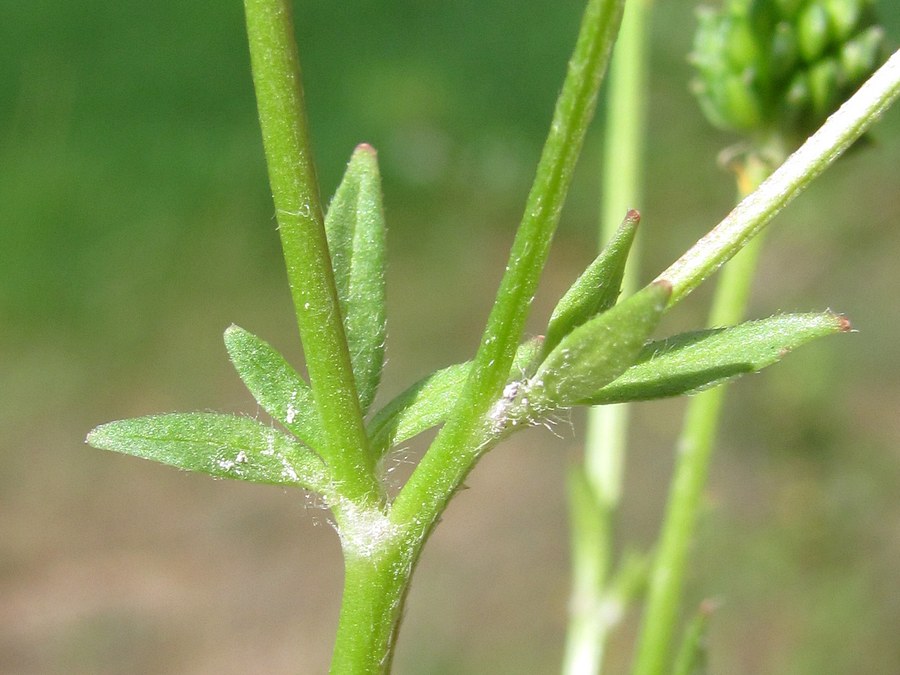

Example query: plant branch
[656,48,900,305]
[391,0,627,528]
[327,3,628,670]
[243,0,378,504]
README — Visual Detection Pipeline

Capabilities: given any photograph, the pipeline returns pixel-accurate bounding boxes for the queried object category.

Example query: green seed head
[691,0,885,141]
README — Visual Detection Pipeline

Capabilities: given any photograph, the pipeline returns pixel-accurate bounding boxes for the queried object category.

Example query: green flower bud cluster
[691,0,886,139]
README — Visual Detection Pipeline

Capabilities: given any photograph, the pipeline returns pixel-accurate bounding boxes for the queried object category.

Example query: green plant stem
[563,0,652,672]
[243,0,378,504]
[564,464,616,675]
[657,48,900,307]
[328,543,415,675]
[630,57,900,665]
[390,0,626,528]
[632,47,900,674]
[632,154,773,675]
[326,3,627,672]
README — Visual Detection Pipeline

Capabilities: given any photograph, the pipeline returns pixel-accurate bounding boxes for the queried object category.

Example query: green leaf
[774,0,805,20]
[531,282,670,408]
[585,312,849,405]
[224,325,325,450]
[325,144,387,413]
[368,362,468,458]
[544,209,640,354]
[86,413,330,492]
[368,338,544,457]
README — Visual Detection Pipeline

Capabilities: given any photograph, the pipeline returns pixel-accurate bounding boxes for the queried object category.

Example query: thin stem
[391,0,627,528]
[656,48,900,306]
[243,0,378,504]
[564,465,616,675]
[632,57,900,666]
[632,155,773,675]
[328,3,628,671]
[563,0,652,672]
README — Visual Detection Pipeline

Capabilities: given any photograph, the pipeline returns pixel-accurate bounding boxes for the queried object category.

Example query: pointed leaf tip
[544,210,645,353]
[586,311,847,404]
[326,147,388,413]
[835,313,852,332]
[624,208,641,225]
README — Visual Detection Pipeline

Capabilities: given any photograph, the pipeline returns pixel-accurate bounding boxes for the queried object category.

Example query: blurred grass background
[1,1,899,673]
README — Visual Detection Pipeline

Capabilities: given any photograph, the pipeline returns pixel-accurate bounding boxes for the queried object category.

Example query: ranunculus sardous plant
[87,0,899,671]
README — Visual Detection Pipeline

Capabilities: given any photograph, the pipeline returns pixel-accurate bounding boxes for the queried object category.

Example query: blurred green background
[2,1,899,673]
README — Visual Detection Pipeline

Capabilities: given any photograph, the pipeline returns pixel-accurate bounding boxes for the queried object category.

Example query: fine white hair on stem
[658,49,900,306]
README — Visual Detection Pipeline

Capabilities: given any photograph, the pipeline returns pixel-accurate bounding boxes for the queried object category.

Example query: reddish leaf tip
[355,142,377,155]
[652,279,674,294]
[835,314,852,332]
[624,208,641,224]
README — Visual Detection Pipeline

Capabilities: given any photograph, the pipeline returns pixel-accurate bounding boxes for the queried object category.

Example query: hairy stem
[391,0,627,528]
[321,2,629,671]
[328,539,415,675]
[243,0,378,503]
[657,48,900,306]
[633,54,900,669]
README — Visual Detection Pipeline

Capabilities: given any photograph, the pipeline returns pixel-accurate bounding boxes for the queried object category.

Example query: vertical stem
[631,155,773,675]
[243,0,378,503]
[331,3,629,672]
[563,1,652,672]
[563,464,617,675]
[328,542,416,675]
[391,0,627,528]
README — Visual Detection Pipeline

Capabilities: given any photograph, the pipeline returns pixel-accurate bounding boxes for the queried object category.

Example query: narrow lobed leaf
[585,312,850,405]
[544,209,641,354]
[325,144,387,413]
[86,413,330,493]
[225,325,325,450]
[367,338,544,458]
[531,281,671,408]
